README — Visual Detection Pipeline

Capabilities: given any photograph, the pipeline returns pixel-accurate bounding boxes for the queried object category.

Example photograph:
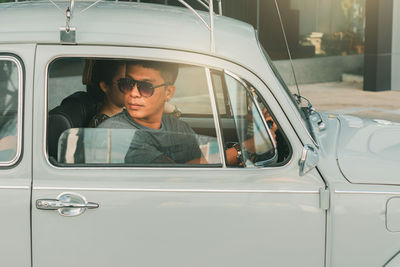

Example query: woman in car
[84,59,127,127]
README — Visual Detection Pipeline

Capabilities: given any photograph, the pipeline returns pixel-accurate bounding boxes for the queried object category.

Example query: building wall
[290,0,348,36]
[392,0,400,91]
[274,55,364,85]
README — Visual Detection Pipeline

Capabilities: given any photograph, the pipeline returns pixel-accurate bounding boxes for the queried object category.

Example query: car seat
[47,91,97,160]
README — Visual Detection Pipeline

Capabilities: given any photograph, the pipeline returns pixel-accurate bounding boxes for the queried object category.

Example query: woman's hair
[84,59,124,104]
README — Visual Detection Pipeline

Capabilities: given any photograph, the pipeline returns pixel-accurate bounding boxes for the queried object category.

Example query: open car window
[47,57,290,168]
[58,128,220,166]
[211,70,291,167]
[0,57,22,165]
[47,58,222,167]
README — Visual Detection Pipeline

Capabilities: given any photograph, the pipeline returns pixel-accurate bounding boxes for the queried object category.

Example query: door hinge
[319,188,330,210]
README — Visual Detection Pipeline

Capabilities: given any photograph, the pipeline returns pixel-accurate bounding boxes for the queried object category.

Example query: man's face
[124,64,175,127]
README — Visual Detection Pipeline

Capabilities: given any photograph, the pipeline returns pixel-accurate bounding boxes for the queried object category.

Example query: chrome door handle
[36,199,99,210]
[36,192,99,217]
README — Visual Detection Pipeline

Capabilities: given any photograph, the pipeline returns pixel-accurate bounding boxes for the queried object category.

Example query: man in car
[98,60,276,166]
[97,60,206,165]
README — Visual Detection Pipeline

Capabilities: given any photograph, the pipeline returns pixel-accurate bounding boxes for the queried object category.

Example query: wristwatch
[232,143,242,162]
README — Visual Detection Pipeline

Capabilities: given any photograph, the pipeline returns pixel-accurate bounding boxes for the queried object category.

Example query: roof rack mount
[54,0,222,52]
[59,0,76,44]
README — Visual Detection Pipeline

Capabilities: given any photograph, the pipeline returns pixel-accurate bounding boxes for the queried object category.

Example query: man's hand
[262,107,278,144]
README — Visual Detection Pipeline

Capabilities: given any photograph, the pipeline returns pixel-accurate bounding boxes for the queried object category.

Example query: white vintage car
[0,1,400,266]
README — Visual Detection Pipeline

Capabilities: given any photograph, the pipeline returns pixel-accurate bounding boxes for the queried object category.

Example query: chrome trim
[48,0,65,15]
[0,56,23,167]
[299,144,319,176]
[76,0,102,16]
[44,163,292,171]
[194,0,209,11]
[335,190,400,195]
[249,87,278,150]
[0,185,30,190]
[43,58,51,163]
[175,0,215,52]
[34,186,319,194]
[205,68,226,167]
[36,198,99,209]
[223,70,248,93]
[217,0,222,16]
[209,0,215,53]
[177,0,211,31]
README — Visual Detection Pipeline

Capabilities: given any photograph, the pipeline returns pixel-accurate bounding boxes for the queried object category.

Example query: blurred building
[155,0,398,91]
[4,0,399,91]
[221,0,398,92]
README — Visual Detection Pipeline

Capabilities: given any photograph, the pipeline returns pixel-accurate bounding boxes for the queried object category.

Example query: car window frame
[45,56,227,168]
[40,46,297,171]
[223,69,279,166]
[209,68,292,168]
[44,56,287,169]
[0,54,24,167]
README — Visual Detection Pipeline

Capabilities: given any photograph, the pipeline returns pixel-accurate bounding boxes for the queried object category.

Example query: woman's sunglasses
[117,77,169,98]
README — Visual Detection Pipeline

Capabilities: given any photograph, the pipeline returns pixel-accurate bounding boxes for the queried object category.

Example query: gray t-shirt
[98,110,202,164]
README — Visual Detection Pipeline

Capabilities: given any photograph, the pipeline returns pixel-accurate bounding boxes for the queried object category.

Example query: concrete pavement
[294,82,400,123]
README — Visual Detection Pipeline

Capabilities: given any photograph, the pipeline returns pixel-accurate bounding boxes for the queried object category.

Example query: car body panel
[1,2,400,267]
[329,184,400,267]
[32,171,325,267]
[336,115,400,185]
[31,44,326,267]
[0,44,35,267]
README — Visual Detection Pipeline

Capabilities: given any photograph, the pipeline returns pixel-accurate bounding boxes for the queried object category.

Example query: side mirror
[299,144,319,176]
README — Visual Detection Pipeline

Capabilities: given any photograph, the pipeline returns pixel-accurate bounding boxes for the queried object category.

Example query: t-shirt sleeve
[179,122,203,161]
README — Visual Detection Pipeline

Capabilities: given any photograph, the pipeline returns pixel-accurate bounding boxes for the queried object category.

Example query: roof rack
[177,0,219,52]
[47,0,222,52]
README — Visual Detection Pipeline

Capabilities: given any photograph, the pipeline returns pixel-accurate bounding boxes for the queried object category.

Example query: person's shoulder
[97,111,131,128]
[162,114,194,133]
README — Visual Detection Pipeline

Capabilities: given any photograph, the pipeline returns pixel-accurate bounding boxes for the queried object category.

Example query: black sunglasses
[117,77,169,98]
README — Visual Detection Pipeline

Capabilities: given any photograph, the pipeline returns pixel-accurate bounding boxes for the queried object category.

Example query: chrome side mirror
[299,144,319,176]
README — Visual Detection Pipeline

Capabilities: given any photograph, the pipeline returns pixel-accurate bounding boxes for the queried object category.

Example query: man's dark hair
[127,60,179,85]
[84,59,124,103]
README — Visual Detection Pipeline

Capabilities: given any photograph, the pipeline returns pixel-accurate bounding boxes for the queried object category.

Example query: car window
[47,58,222,167]
[0,57,22,165]
[170,65,213,116]
[57,128,220,166]
[211,70,291,167]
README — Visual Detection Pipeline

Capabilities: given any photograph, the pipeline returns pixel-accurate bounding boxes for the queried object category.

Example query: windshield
[258,44,317,143]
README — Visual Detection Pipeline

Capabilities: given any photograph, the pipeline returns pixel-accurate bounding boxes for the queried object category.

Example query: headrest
[48,91,97,159]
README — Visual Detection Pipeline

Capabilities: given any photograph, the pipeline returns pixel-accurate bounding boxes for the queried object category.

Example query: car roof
[0,1,265,69]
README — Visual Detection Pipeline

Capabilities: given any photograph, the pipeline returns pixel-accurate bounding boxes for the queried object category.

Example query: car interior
[47,57,291,167]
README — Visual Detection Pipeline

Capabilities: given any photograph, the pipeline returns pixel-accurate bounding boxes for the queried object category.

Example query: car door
[0,45,34,267]
[32,45,326,267]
